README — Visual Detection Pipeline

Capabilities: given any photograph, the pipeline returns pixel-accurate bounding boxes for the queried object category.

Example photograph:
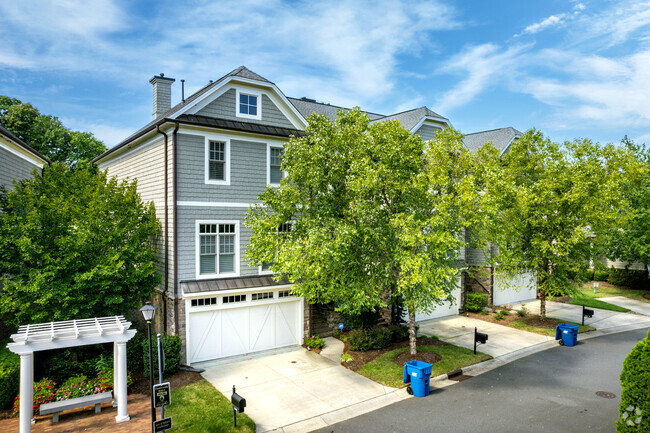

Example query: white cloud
[434,43,530,113]
[520,14,568,36]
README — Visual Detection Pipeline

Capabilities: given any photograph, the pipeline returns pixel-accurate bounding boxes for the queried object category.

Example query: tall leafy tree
[487,130,641,319]
[0,96,106,167]
[0,163,161,326]
[602,137,650,271]
[246,109,494,354]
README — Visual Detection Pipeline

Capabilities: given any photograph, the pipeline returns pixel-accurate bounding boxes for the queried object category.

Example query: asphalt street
[313,327,649,433]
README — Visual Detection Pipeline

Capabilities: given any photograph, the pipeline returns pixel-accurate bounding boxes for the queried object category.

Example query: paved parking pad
[199,341,401,433]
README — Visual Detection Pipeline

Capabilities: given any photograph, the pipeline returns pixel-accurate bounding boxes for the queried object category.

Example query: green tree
[245,109,493,354]
[617,329,650,431]
[602,137,650,272]
[0,163,161,326]
[0,96,106,167]
[487,130,640,319]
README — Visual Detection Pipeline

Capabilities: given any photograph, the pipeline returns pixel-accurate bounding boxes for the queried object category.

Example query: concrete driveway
[199,338,407,433]
[599,296,650,316]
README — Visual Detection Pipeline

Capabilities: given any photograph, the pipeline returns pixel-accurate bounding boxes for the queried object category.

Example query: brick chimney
[149,73,175,119]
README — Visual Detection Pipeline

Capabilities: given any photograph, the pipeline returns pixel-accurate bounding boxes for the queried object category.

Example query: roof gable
[463,127,522,155]
[371,107,450,131]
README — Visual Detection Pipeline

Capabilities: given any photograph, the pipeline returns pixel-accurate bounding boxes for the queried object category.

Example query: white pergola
[7,316,137,433]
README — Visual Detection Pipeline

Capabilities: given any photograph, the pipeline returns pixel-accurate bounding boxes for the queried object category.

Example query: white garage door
[187,290,303,364]
[402,279,462,323]
[493,271,537,305]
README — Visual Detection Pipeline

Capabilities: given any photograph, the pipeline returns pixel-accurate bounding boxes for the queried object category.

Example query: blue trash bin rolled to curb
[403,360,433,397]
[555,323,579,347]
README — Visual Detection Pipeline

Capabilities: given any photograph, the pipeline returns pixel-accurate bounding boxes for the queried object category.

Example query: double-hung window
[269,146,284,184]
[208,141,226,181]
[198,222,238,277]
[261,223,291,273]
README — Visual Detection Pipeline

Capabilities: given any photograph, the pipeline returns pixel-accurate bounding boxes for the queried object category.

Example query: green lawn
[568,292,630,312]
[358,345,491,388]
[166,380,255,433]
[510,318,595,337]
[577,283,650,303]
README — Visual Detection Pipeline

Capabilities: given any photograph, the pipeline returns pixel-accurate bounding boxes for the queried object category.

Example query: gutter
[155,124,169,333]
[172,122,180,333]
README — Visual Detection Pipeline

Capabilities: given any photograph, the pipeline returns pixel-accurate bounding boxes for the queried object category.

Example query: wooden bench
[40,391,113,423]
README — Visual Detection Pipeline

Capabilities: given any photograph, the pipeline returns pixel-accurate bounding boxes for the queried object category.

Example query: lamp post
[140,302,157,425]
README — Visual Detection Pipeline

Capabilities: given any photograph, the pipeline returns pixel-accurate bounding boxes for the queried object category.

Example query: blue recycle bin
[555,323,579,347]
[403,360,433,397]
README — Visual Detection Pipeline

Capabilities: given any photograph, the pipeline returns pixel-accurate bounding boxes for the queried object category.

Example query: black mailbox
[232,385,246,413]
[582,305,594,325]
[474,327,488,354]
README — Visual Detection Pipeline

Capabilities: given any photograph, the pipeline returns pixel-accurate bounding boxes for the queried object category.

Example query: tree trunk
[408,306,417,355]
[540,289,546,320]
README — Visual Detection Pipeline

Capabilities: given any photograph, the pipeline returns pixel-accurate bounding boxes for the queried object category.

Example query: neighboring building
[0,125,50,190]
[93,66,455,364]
[462,127,538,306]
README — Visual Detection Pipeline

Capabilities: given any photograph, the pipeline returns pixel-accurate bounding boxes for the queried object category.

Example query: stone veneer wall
[464,266,494,305]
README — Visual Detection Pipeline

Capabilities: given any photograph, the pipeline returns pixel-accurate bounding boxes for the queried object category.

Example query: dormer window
[239,94,257,116]
[235,88,262,120]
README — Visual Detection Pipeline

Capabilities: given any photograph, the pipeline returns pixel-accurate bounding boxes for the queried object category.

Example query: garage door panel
[190,311,222,363]
[249,305,277,352]
[275,303,299,346]
[493,271,537,305]
[221,308,250,357]
[188,296,302,364]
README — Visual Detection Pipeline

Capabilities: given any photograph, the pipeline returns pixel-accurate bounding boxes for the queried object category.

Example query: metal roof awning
[181,275,291,295]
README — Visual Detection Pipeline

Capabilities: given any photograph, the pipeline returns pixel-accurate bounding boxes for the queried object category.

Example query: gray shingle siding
[196,88,294,129]
[0,146,40,190]
[177,133,274,202]
[415,124,439,142]
[176,206,259,283]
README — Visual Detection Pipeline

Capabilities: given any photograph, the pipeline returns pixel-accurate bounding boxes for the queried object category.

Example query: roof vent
[149,74,175,119]
[300,97,316,102]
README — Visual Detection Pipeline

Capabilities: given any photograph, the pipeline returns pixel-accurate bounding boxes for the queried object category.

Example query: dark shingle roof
[287,97,384,122]
[372,107,448,131]
[0,124,51,164]
[177,114,304,138]
[463,127,522,154]
[181,275,291,294]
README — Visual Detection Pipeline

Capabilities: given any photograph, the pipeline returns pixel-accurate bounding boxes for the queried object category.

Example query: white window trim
[195,220,240,279]
[259,264,274,276]
[267,142,286,186]
[204,136,231,185]
[236,88,262,121]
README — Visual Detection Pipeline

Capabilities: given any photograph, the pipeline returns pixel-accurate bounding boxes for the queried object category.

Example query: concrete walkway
[599,296,650,316]
[200,339,409,433]
[200,298,650,433]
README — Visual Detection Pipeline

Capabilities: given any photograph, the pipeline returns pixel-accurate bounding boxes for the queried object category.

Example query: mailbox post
[474,327,488,355]
[231,385,246,427]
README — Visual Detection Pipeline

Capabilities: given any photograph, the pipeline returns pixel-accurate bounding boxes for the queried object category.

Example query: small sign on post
[153,417,173,433]
[153,382,171,408]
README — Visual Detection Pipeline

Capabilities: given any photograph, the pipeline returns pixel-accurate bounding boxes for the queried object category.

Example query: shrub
[340,353,353,363]
[127,332,145,373]
[386,324,411,343]
[143,334,182,378]
[494,312,506,320]
[465,293,489,312]
[304,336,325,349]
[517,309,527,317]
[593,262,609,282]
[42,351,100,385]
[608,268,648,289]
[347,327,392,351]
[617,329,650,431]
[13,378,56,415]
[342,309,380,330]
[94,354,133,391]
[0,345,20,409]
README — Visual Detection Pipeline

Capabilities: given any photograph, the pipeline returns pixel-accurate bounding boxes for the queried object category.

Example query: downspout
[156,124,169,334]
[172,122,180,332]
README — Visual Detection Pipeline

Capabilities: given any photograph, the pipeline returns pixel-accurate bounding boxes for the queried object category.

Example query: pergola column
[112,342,119,407]
[115,341,129,423]
[19,352,34,433]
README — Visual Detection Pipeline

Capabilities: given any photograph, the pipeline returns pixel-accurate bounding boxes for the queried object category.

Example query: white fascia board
[410,116,451,134]
[499,134,521,158]
[183,284,293,298]
[0,136,47,168]
[173,76,307,130]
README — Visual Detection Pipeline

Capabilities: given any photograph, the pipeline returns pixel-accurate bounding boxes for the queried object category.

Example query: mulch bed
[340,336,447,372]
[302,344,322,354]
[393,350,442,366]
[523,317,565,329]
[130,368,203,395]
[643,293,650,300]
[466,310,523,326]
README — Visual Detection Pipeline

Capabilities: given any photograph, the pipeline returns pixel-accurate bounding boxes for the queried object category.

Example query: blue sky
[1,0,650,148]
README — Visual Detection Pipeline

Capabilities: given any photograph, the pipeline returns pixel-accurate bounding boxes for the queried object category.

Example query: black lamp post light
[140,302,157,425]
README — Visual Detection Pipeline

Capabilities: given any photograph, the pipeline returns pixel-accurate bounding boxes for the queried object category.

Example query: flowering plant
[13,378,56,415]
[304,335,325,349]
[54,378,107,401]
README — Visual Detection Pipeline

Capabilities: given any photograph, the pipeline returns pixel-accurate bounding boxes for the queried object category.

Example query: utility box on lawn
[403,360,433,397]
[555,323,579,347]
